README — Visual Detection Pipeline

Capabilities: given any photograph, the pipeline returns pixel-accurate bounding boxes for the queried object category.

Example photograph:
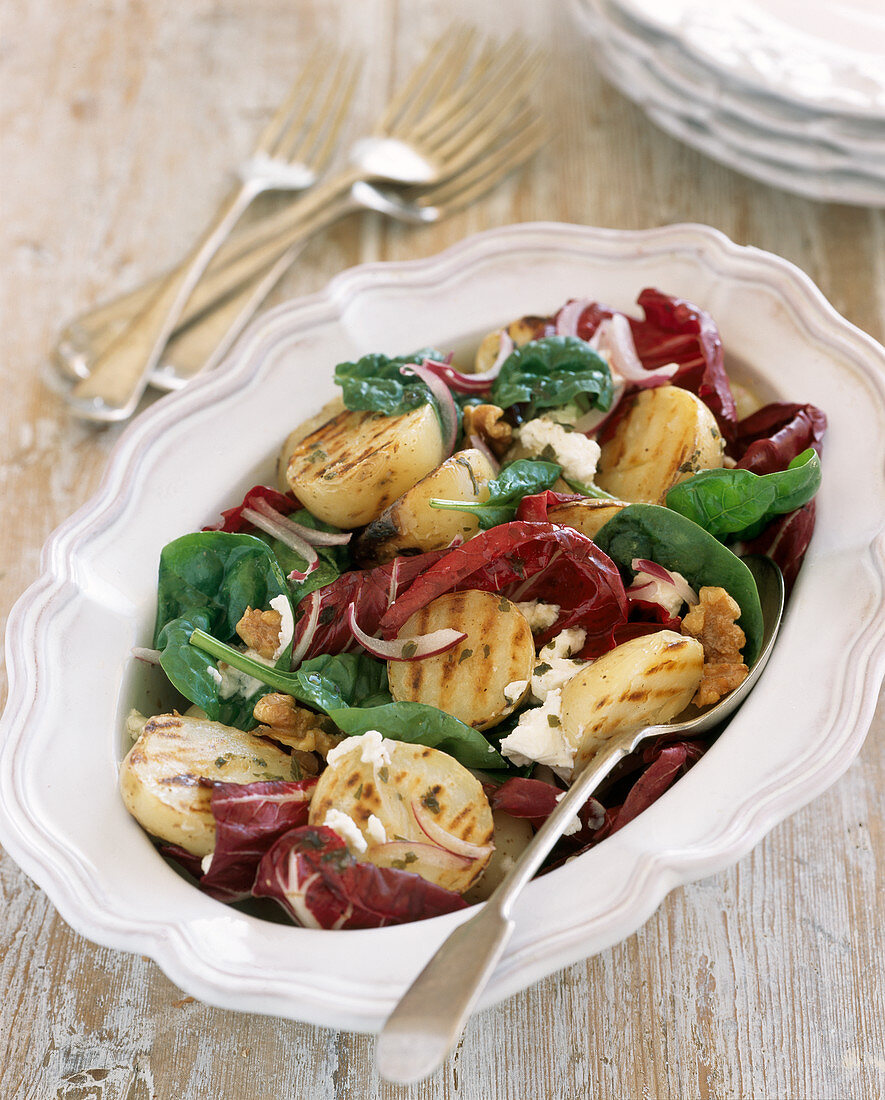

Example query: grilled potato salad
[276,396,345,491]
[388,590,535,729]
[560,631,704,776]
[354,448,497,566]
[309,737,494,894]
[546,498,629,541]
[120,713,297,856]
[596,386,724,503]
[285,404,446,528]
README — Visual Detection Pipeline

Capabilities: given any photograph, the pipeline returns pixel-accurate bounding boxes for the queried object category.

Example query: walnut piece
[253,692,343,758]
[461,404,513,458]
[680,586,749,707]
[235,606,282,659]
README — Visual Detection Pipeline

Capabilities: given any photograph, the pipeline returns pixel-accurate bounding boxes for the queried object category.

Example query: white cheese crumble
[125,709,148,743]
[201,852,214,875]
[628,569,693,619]
[323,808,367,854]
[207,665,223,686]
[503,679,529,705]
[269,594,294,661]
[539,628,586,660]
[216,662,265,700]
[517,418,601,485]
[555,790,582,836]
[325,729,392,770]
[515,600,561,632]
[499,688,575,773]
[366,814,388,846]
[531,656,587,704]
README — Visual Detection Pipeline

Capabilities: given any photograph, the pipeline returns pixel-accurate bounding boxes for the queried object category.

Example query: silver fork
[64,28,543,419]
[143,120,547,386]
[67,50,361,421]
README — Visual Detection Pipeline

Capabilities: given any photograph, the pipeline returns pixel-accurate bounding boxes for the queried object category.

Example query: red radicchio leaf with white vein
[484,777,605,836]
[252,826,467,929]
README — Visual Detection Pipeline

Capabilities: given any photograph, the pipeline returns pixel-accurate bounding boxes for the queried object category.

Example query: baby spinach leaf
[429,459,562,530]
[665,449,821,539]
[154,532,294,726]
[327,703,506,769]
[334,348,447,416]
[594,503,763,665]
[490,336,614,419]
[188,630,502,768]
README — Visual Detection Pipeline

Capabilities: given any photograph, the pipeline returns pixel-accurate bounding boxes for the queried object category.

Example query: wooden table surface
[2,2,883,1097]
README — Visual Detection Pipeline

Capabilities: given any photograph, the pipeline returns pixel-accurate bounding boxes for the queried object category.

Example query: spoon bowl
[376,555,785,1084]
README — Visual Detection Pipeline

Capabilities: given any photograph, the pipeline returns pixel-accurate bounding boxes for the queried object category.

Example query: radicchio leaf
[204,485,301,533]
[253,826,467,929]
[734,499,817,595]
[515,490,586,524]
[731,402,827,474]
[608,740,706,833]
[485,777,605,838]
[379,521,629,658]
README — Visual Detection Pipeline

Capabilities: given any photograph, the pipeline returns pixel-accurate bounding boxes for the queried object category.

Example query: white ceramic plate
[613,0,885,120]
[574,0,885,205]
[2,223,884,1031]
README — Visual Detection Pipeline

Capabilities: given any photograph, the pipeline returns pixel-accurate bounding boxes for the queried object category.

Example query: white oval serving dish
[2,222,884,1031]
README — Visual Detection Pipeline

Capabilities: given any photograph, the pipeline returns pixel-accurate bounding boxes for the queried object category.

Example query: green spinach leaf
[334,348,447,417]
[490,336,614,419]
[665,449,821,539]
[429,459,562,529]
[594,503,764,665]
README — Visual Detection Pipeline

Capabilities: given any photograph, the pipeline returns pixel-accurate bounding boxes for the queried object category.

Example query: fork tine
[387,26,479,138]
[301,58,362,175]
[281,53,360,167]
[419,118,546,211]
[254,49,332,157]
[372,25,473,137]
[441,102,543,179]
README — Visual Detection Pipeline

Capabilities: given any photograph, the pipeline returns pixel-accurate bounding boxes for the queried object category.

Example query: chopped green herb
[378,766,389,783]
[401,640,418,659]
[547,714,561,728]
[458,648,474,663]
[498,596,511,612]
[214,755,229,768]
[483,644,491,658]
[534,662,552,675]
[422,790,441,813]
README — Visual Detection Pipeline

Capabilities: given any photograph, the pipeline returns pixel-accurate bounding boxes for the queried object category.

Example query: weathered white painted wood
[1,1,883,1098]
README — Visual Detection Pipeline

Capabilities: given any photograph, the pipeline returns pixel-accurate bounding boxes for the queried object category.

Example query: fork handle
[68,181,263,420]
[375,737,635,1085]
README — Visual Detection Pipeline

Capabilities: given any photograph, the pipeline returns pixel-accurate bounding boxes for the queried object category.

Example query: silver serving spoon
[376,555,785,1084]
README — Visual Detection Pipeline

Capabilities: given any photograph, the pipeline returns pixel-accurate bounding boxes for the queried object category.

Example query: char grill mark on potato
[546,499,628,541]
[596,386,724,503]
[387,590,535,730]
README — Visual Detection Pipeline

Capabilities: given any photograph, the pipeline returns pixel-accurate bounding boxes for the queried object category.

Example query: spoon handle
[376,734,642,1085]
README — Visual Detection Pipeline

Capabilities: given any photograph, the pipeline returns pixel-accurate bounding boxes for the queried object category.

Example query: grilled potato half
[474,314,550,373]
[284,404,446,528]
[546,498,629,541]
[596,386,724,503]
[276,396,345,491]
[560,630,704,776]
[309,739,494,893]
[388,590,535,729]
[120,713,299,856]
[354,448,497,566]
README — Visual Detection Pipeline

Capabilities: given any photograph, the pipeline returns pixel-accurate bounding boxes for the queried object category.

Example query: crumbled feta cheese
[499,688,575,772]
[207,665,223,686]
[539,628,587,660]
[628,570,693,618]
[125,709,148,743]
[269,594,294,660]
[531,656,587,703]
[555,790,582,836]
[216,662,265,700]
[201,852,214,875]
[323,808,367,854]
[325,729,392,770]
[517,418,601,485]
[515,600,561,632]
[503,679,529,704]
[366,814,387,846]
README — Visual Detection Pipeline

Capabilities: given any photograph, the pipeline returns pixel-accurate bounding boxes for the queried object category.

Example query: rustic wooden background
[1,1,883,1098]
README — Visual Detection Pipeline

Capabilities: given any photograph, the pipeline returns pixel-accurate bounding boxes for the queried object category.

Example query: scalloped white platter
[2,223,884,1032]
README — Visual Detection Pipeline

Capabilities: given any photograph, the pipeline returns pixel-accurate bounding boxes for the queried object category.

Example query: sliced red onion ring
[590,315,678,387]
[400,361,458,455]
[290,590,321,669]
[374,840,474,871]
[631,558,698,607]
[414,336,514,394]
[488,328,514,374]
[467,432,500,473]
[411,799,494,861]
[131,646,163,665]
[386,558,403,610]
[242,506,318,579]
[555,298,595,337]
[250,498,351,547]
[346,604,466,661]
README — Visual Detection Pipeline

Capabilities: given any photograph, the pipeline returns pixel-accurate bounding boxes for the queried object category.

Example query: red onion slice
[290,590,321,669]
[242,506,318,579]
[590,315,678,387]
[400,361,458,455]
[250,498,351,547]
[374,840,474,871]
[630,558,698,607]
[386,558,403,610]
[555,298,595,337]
[346,604,466,661]
[467,433,501,473]
[411,799,494,861]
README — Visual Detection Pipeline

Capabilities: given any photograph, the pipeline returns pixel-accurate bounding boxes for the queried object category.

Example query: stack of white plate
[573,0,885,206]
